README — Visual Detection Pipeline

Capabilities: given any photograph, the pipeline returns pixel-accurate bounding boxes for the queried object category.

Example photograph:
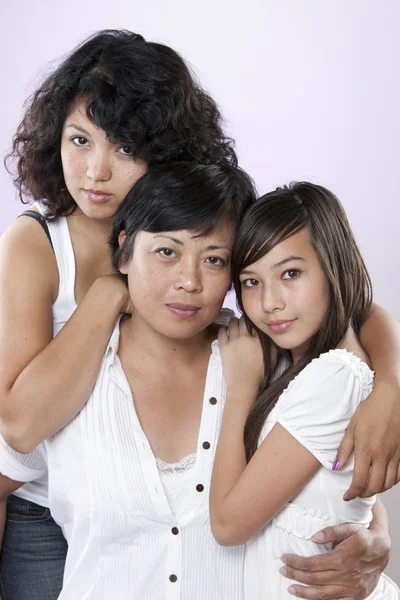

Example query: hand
[335,380,400,500]
[218,317,264,395]
[97,274,133,314]
[280,523,390,599]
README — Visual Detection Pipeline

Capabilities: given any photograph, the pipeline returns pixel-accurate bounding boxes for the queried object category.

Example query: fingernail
[280,555,288,565]
[288,586,297,596]
[343,496,350,502]
[280,566,288,577]
[311,531,325,542]
[332,458,340,471]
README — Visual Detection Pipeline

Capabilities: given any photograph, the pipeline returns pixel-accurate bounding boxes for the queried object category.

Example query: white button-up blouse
[0,321,245,599]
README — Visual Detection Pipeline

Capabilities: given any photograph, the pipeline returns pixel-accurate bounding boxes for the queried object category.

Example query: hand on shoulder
[218,317,264,394]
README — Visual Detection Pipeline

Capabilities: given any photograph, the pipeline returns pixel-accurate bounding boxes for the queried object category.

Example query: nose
[174,260,203,293]
[261,280,285,313]
[86,149,112,182]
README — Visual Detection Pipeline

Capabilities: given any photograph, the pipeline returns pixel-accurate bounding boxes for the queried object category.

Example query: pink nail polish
[332,458,340,471]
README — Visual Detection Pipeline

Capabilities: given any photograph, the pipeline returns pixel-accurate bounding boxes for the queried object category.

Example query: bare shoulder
[337,327,371,369]
[0,216,59,392]
[0,214,58,300]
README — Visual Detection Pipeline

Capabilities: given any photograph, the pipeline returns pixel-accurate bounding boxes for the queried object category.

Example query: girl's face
[240,227,330,362]
[61,102,148,221]
[119,218,234,341]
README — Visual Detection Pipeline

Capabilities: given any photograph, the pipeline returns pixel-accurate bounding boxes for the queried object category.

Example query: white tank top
[13,206,77,506]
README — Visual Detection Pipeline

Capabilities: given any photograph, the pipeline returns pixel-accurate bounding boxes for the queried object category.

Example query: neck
[120,314,215,368]
[69,206,113,243]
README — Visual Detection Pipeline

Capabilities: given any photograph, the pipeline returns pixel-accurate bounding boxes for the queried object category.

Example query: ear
[118,231,128,275]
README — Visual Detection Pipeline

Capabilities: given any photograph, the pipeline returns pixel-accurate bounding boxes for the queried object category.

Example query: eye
[156,248,177,258]
[242,278,259,288]
[118,146,134,156]
[205,256,227,267]
[71,136,88,146]
[282,269,301,280]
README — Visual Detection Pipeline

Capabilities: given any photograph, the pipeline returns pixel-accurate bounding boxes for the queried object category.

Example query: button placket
[165,520,182,600]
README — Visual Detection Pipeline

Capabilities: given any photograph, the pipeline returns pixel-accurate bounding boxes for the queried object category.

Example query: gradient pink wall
[1,0,399,578]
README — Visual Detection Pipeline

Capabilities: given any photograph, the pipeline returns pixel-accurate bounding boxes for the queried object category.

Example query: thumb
[334,425,355,470]
[311,523,361,545]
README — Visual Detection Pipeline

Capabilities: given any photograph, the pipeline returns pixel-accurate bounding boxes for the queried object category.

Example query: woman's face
[119,218,234,341]
[239,227,330,362]
[61,102,148,221]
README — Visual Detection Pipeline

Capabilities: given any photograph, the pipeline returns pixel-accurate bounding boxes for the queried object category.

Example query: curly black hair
[5,29,237,219]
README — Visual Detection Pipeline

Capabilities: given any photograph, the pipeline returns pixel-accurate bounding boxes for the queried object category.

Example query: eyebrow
[241,255,304,275]
[152,235,231,251]
[65,123,91,136]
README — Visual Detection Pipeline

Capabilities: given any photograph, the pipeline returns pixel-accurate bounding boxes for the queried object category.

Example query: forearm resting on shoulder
[359,303,400,384]
[0,277,126,453]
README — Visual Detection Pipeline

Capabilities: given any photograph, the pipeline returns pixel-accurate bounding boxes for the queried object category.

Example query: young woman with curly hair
[0,29,237,599]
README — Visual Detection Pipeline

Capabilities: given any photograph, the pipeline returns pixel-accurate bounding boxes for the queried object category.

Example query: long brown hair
[232,182,373,460]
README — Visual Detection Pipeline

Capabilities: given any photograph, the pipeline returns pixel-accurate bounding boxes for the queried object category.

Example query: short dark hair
[110,162,256,282]
[6,29,237,219]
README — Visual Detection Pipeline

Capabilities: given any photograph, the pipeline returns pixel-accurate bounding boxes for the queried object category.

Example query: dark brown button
[209,397,217,405]
[171,527,179,535]
[202,441,210,450]
[196,484,204,492]
[169,574,178,582]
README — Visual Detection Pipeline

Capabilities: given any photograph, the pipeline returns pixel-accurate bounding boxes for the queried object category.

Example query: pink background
[1,0,399,578]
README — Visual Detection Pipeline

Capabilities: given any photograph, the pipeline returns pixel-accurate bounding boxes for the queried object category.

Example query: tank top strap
[33,203,77,332]
[46,217,77,311]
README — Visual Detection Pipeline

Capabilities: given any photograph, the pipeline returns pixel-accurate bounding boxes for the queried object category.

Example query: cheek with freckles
[61,149,86,190]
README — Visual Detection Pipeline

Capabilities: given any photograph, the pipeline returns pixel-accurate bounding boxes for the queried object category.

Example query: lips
[83,189,113,204]
[266,319,295,333]
[167,303,201,319]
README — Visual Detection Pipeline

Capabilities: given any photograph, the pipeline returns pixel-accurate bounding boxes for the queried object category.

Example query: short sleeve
[275,350,374,470]
[0,435,47,482]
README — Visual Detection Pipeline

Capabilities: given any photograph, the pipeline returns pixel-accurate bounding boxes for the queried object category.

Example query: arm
[210,318,320,545]
[0,474,24,554]
[280,498,390,599]
[336,303,400,499]
[0,218,129,453]
[211,420,320,545]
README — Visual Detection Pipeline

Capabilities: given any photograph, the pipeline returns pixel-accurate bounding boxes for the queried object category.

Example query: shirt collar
[104,317,122,362]
[104,308,235,362]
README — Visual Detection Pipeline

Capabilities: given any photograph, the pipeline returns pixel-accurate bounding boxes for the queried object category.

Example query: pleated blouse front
[0,323,245,600]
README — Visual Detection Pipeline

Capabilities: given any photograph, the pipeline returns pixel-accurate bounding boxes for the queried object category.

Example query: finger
[381,458,399,492]
[280,564,338,586]
[238,316,249,336]
[218,326,229,346]
[287,583,353,599]
[359,460,388,497]
[311,523,361,546]
[335,426,355,470]
[281,550,343,574]
[228,317,240,341]
[343,452,372,501]
[396,462,400,485]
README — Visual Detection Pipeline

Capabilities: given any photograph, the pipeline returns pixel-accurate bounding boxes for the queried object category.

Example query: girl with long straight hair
[210,182,400,598]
